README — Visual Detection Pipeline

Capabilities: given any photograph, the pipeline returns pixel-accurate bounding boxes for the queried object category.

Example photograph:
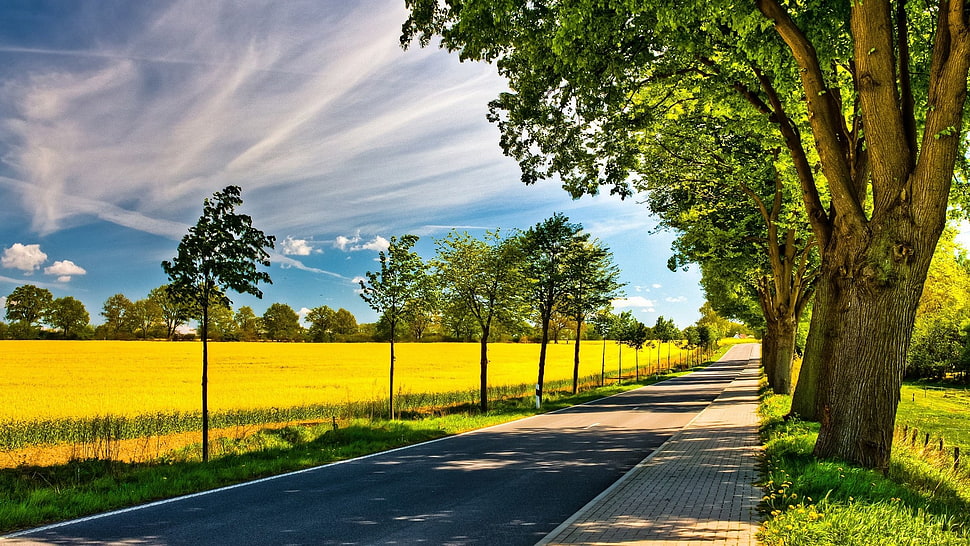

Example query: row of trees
[359,213,624,416]
[0,284,359,343]
[401,0,970,469]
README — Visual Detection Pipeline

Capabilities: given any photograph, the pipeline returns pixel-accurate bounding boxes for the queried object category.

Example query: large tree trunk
[761,325,778,392]
[790,283,833,421]
[812,212,939,470]
[763,315,797,395]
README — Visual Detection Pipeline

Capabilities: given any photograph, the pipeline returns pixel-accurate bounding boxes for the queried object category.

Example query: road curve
[5,344,758,546]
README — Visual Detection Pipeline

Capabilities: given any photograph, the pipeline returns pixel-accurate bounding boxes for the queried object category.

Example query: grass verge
[0,365,708,535]
[758,389,970,545]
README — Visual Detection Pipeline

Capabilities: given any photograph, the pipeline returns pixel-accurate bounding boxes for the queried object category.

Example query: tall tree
[262,302,302,341]
[562,239,623,393]
[101,293,136,339]
[162,185,274,462]
[234,306,260,341]
[359,234,425,419]
[130,298,163,339]
[520,213,587,407]
[333,308,359,337]
[46,296,89,339]
[148,285,190,340]
[306,305,337,342]
[434,229,526,410]
[402,0,970,469]
[5,285,53,338]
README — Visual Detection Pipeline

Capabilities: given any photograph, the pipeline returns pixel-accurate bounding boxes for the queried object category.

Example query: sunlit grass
[759,388,970,545]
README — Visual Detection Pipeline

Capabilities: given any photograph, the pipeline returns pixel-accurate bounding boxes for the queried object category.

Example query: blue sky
[0,0,704,329]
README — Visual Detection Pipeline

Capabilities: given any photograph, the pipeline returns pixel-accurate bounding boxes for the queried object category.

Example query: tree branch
[756,0,866,234]
[748,65,833,245]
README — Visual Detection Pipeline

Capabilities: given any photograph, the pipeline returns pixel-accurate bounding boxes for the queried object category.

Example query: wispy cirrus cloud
[0,0,512,240]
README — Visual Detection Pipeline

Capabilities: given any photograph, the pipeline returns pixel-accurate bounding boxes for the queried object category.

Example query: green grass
[759,388,970,545]
[0,364,711,535]
[897,383,970,450]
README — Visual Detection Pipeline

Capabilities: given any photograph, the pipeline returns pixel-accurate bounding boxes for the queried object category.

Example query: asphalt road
[5,346,755,546]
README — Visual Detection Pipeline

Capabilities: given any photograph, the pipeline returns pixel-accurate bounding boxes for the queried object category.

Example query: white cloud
[334,233,361,251]
[2,243,48,273]
[652,284,663,289]
[335,234,390,253]
[0,296,6,311]
[356,236,389,253]
[665,296,688,303]
[281,236,314,256]
[298,307,312,324]
[44,260,86,282]
[612,297,656,311]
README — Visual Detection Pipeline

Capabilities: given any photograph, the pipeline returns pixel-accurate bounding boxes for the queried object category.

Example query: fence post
[924,432,931,447]
[955,446,961,470]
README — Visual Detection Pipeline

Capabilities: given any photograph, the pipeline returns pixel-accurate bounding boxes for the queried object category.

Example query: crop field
[0,340,695,456]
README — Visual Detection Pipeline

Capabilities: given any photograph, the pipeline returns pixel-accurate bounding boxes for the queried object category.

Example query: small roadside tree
[520,213,587,407]
[359,234,425,419]
[562,239,623,393]
[434,229,526,411]
[620,319,650,381]
[590,310,617,386]
[162,185,274,462]
[652,316,680,373]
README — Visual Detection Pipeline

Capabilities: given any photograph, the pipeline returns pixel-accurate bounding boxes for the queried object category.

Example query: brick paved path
[537,343,763,545]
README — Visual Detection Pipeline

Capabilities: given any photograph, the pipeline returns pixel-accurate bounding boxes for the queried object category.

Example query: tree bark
[479,324,490,412]
[536,309,551,408]
[757,0,970,470]
[572,319,582,394]
[761,324,778,392]
[811,216,935,469]
[201,301,209,463]
[389,322,396,420]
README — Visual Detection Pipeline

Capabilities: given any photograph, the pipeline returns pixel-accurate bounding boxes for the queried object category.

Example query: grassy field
[759,385,970,545]
[897,383,970,450]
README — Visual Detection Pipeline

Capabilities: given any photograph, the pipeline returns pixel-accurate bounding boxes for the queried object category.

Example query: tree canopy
[403,0,970,469]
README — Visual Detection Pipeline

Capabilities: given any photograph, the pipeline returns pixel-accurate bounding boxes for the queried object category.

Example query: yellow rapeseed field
[1,340,691,421]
